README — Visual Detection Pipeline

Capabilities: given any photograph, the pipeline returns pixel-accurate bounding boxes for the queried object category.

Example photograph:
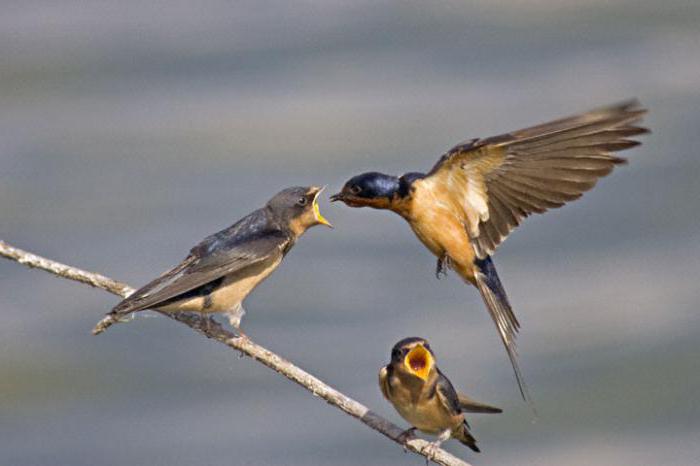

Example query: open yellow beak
[404,344,433,381]
[312,186,333,228]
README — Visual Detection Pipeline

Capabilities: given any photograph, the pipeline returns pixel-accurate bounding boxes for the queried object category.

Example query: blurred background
[1,1,699,465]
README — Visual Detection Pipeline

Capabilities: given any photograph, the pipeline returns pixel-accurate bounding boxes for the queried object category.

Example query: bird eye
[297,197,308,206]
[349,185,362,195]
[391,349,400,359]
[401,348,410,356]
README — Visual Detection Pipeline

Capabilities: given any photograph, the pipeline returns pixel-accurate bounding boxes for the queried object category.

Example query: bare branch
[0,239,472,466]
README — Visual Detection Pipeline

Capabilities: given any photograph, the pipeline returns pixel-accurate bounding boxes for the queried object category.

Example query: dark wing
[457,393,502,414]
[425,100,648,259]
[112,232,289,315]
[435,369,463,417]
[111,211,291,315]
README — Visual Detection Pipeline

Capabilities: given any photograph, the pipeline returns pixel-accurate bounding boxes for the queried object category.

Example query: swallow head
[390,337,436,382]
[330,172,400,210]
[269,186,333,236]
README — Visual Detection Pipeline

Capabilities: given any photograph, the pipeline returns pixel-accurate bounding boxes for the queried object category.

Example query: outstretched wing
[425,100,648,259]
[111,211,291,316]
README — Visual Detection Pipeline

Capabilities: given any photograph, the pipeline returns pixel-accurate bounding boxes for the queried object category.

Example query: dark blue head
[330,172,400,209]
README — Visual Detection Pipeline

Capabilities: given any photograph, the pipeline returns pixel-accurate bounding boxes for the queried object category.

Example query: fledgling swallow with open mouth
[93,186,332,335]
[333,101,648,404]
[379,337,501,457]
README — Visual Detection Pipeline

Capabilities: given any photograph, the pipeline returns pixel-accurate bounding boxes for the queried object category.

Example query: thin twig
[0,239,471,466]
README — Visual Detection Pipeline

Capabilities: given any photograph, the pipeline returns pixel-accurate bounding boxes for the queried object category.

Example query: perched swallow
[334,101,648,403]
[92,186,332,335]
[379,337,501,456]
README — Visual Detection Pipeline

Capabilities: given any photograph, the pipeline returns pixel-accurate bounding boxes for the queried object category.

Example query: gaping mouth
[312,187,333,228]
[404,345,433,381]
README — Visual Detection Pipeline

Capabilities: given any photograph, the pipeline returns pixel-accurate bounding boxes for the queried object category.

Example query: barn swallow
[333,101,648,403]
[92,186,332,335]
[379,337,501,457]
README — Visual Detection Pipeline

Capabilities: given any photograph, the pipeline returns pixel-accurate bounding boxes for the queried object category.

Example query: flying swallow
[333,101,648,403]
[379,337,501,456]
[92,186,332,335]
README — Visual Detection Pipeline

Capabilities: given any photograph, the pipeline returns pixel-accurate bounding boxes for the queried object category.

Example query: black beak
[329,193,343,202]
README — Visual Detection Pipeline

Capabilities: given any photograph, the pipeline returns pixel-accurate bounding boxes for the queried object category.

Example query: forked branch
[0,239,471,466]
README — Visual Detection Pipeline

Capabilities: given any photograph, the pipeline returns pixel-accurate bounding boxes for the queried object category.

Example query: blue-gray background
[1,1,698,465]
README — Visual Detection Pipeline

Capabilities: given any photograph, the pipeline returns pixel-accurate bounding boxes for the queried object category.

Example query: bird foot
[435,255,450,280]
[397,427,417,452]
[229,319,248,342]
[226,307,249,358]
[422,429,451,465]
[236,335,249,358]
[225,303,246,332]
[201,315,215,332]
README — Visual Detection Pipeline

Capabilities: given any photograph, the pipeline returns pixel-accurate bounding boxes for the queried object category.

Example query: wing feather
[457,394,502,414]
[420,101,647,404]
[111,214,290,316]
[427,100,647,258]
[378,366,391,401]
[435,370,462,416]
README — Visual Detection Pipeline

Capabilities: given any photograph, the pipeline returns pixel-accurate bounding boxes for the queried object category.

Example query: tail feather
[92,299,134,335]
[453,422,480,453]
[92,313,119,335]
[474,256,534,409]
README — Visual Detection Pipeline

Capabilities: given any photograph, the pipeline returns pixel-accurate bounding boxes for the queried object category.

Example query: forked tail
[474,256,534,410]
